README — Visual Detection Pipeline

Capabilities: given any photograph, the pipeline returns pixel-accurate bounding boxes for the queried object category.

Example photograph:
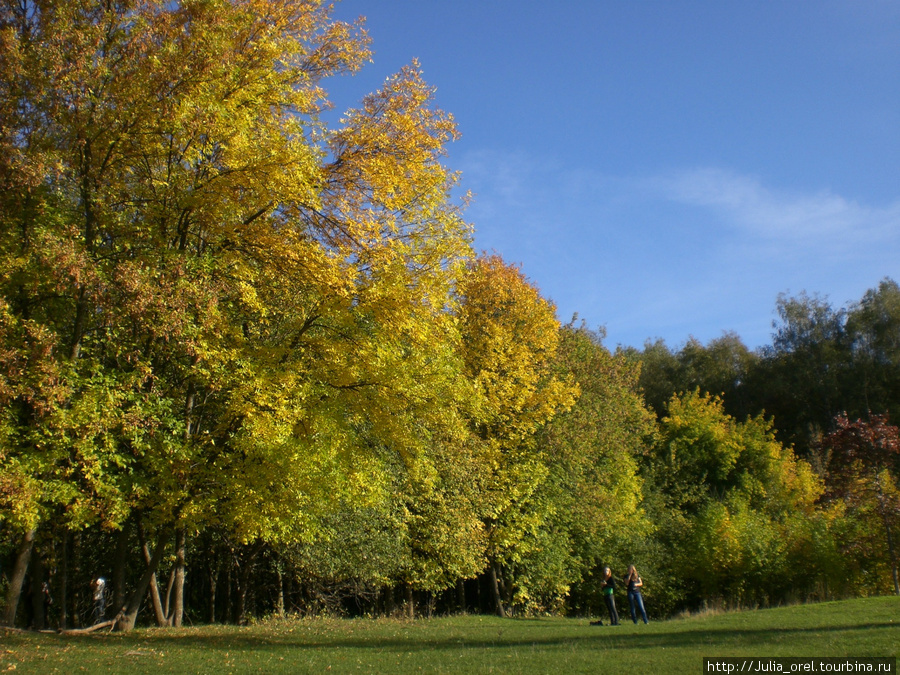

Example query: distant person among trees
[625,565,649,624]
[601,567,620,625]
[91,577,107,625]
[42,581,54,629]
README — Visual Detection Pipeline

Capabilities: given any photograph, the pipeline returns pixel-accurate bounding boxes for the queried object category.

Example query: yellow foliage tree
[0,0,472,629]
[457,254,578,616]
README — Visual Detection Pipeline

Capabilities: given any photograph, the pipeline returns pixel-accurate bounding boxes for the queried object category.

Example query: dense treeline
[621,279,900,612]
[1,1,898,630]
[631,280,900,458]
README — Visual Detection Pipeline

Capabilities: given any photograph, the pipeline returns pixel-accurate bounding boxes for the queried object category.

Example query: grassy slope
[1,596,897,674]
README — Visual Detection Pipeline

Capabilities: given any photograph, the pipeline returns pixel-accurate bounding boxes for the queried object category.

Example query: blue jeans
[627,590,648,624]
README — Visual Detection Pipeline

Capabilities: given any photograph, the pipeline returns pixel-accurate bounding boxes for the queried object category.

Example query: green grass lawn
[2,596,897,674]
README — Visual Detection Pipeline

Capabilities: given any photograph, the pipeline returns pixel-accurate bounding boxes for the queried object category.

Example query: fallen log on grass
[58,619,116,635]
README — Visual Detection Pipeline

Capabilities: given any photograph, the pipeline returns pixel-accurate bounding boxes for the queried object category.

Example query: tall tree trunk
[477,573,484,613]
[71,532,81,627]
[225,557,233,624]
[30,550,45,630]
[2,528,36,627]
[235,570,248,625]
[172,527,186,627]
[163,566,176,623]
[138,518,168,627]
[882,513,899,596]
[275,565,285,618]
[489,559,506,618]
[116,530,170,632]
[233,541,264,625]
[59,530,68,630]
[209,561,218,624]
[456,578,466,613]
[112,525,129,618]
[404,583,415,619]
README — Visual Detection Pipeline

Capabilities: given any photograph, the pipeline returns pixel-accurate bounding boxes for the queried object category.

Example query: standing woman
[601,567,619,625]
[625,565,649,624]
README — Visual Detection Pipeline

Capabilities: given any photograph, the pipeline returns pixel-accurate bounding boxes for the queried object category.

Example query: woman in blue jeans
[625,565,649,624]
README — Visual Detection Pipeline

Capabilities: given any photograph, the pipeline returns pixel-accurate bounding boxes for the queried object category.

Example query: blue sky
[328,1,900,350]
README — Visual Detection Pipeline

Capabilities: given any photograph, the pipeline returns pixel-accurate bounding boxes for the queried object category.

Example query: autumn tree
[646,391,827,609]
[0,0,472,629]
[525,321,652,613]
[633,282,900,465]
[457,254,578,616]
[820,414,900,595]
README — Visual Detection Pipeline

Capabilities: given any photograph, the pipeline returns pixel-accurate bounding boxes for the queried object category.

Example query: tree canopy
[2,0,898,629]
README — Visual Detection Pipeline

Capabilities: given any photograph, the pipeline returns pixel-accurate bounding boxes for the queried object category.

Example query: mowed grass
[1,596,897,674]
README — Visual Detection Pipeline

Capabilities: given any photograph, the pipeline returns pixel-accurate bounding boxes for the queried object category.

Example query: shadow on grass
[21,620,898,654]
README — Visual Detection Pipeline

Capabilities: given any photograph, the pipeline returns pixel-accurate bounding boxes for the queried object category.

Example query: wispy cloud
[652,167,900,242]
[458,149,544,214]
[457,151,900,348]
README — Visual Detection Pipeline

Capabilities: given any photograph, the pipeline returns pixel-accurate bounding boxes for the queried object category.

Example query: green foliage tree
[626,333,756,421]
[845,279,900,423]
[525,321,653,614]
[748,292,848,455]
[646,390,826,609]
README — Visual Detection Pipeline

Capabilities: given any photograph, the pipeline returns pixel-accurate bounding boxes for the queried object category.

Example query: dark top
[627,576,641,593]
[602,576,616,596]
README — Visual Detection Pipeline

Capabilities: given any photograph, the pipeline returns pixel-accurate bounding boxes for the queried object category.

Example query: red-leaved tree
[822,414,900,595]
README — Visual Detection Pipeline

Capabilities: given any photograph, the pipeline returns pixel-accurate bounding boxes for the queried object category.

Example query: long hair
[626,565,637,581]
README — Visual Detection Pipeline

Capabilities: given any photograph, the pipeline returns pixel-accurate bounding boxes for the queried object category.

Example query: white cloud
[654,167,900,242]
[457,152,900,348]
